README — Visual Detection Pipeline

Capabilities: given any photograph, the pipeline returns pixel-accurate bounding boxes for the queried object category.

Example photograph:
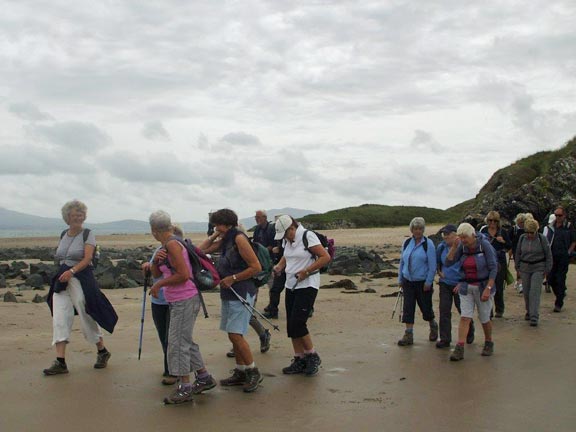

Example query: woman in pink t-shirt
[148,210,216,405]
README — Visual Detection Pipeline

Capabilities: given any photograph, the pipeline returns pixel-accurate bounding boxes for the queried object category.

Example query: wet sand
[1,227,575,432]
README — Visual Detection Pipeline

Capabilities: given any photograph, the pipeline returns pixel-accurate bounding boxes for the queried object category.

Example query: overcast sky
[1,0,575,223]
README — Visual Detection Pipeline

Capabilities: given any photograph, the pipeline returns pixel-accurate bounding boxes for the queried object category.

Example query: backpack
[59,228,99,268]
[302,230,335,273]
[251,241,273,287]
[173,237,221,291]
[402,236,429,253]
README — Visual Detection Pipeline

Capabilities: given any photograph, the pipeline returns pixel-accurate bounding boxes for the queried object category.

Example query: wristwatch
[232,274,237,281]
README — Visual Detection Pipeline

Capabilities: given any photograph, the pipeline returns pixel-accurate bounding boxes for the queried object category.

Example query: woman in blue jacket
[397,217,438,346]
[446,223,498,361]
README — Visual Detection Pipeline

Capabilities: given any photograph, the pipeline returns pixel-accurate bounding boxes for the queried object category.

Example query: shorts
[460,284,494,324]
[220,294,254,335]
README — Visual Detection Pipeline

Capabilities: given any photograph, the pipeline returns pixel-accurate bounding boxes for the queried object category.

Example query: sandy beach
[1,227,575,432]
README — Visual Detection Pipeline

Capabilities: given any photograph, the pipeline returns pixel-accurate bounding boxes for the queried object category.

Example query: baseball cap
[274,215,293,240]
[440,224,457,234]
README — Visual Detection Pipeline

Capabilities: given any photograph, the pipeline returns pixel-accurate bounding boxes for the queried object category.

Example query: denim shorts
[220,294,254,335]
[460,284,494,324]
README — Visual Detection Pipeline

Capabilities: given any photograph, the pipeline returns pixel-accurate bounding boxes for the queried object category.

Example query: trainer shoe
[429,320,439,341]
[397,330,413,346]
[220,368,246,386]
[481,341,494,356]
[530,319,538,327]
[226,347,236,358]
[243,367,263,393]
[161,375,178,386]
[466,321,475,344]
[435,340,450,349]
[450,344,464,361]
[260,329,271,353]
[94,350,111,369]
[282,356,307,375]
[553,305,562,313]
[191,375,217,394]
[163,384,194,405]
[524,313,530,321]
[263,310,278,319]
[43,360,69,376]
[304,352,322,377]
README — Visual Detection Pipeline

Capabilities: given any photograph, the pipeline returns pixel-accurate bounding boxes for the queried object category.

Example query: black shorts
[285,287,317,338]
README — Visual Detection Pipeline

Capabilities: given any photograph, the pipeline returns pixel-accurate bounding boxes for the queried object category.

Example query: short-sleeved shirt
[283,224,321,290]
[55,229,96,266]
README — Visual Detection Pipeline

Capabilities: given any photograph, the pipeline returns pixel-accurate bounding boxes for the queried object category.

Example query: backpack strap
[302,230,315,258]
[60,229,67,239]
[402,237,428,252]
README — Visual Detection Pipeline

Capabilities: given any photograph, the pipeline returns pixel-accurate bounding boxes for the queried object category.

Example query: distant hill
[239,208,318,231]
[0,207,318,238]
[447,136,576,223]
[299,204,456,229]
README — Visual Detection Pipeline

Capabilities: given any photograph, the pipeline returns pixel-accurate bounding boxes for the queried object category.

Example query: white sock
[246,362,255,369]
[236,364,245,371]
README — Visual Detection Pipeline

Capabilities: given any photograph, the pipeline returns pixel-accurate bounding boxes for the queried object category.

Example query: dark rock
[125,268,145,285]
[32,294,48,303]
[4,291,18,302]
[25,273,45,289]
[321,279,357,290]
[10,261,28,271]
[0,274,6,288]
[372,271,399,279]
[97,272,117,289]
[116,275,139,288]
[364,288,377,293]
[0,263,9,275]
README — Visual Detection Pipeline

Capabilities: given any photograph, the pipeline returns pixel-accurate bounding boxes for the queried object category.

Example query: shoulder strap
[402,238,410,252]
[83,228,91,243]
[60,229,67,239]
[402,237,428,252]
[302,230,314,257]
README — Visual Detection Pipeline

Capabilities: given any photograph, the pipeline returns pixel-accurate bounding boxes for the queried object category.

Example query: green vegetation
[299,204,460,228]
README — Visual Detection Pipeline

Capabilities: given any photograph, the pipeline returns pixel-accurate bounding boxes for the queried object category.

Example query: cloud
[0,144,94,175]
[24,121,111,151]
[142,120,171,141]
[219,132,262,147]
[410,130,444,153]
[8,102,53,121]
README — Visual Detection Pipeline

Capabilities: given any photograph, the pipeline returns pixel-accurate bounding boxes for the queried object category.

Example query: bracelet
[70,268,76,274]
[232,274,237,281]
[305,270,310,276]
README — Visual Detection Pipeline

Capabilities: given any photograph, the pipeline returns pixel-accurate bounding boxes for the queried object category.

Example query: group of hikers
[398,207,575,362]
[43,200,329,405]
[42,199,575,404]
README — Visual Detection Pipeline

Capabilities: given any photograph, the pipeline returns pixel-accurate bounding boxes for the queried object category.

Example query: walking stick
[138,269,150,360]
[229,286,280,332]
[391,287,403,322]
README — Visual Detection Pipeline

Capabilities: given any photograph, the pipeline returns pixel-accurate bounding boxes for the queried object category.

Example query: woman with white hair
[149,210,216,404]
[44,200,117,375]
[514,218,552,326]
[446,223,498,361]
[397,217,438,346]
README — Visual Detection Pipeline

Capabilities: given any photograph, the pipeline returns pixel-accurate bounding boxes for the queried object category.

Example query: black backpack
[59,228,99,268]
[302,230,334,273]
[402,236,429,253]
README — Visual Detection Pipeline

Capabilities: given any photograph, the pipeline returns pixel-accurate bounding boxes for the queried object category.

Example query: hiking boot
[544,283,551,293]
[553,305,562,313]
[524,313,530,321]
[161,375,178,386]
[530,319,538,327]
[94,350,111,369]
[435,340,450,349]
[226,347,236,358]
[450,344,464,361]
[397,330,413,346]
[263,310,278,319]
[429,320,438,341]
[282,356,307,375]
[43,360,69,376]
[220,369,246,386]
[163,384,194,405]
[260,329,271,353]
[495,311,503,318]
[243,367,263,393]
[466,321,475,344]
[304,352,322,377]
[191,375,217,394]
[481,341,494,356]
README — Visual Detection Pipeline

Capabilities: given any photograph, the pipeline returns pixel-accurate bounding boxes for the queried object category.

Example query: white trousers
[52,277,102,345]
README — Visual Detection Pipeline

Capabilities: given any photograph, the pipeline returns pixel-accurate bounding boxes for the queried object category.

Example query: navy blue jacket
[47,265,118,334]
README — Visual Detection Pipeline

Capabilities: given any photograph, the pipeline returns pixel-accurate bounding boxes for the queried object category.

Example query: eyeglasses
[554,213,564,217]
[487,219,499,222]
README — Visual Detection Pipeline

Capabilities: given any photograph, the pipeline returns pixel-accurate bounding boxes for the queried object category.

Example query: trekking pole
[229,286,280,332]
[138,269,150,360]
[391,287,403,321]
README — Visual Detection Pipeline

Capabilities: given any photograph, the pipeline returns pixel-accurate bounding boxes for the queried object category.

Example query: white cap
[274,215,293,240]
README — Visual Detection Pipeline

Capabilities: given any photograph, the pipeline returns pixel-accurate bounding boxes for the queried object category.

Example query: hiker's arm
[58,244,95,283]
[150,241,190,297]
[198,231,222,254]
[220,235,261,289]
[300,244,330,276]
[273,256,286,275]
[445,238,461,265]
